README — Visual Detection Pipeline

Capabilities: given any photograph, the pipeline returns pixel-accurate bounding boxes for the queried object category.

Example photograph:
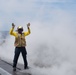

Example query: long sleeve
[24,27,31,36]
[9,28,17,36]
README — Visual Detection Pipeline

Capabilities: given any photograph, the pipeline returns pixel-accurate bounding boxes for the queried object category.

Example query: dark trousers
[13,47,28,69]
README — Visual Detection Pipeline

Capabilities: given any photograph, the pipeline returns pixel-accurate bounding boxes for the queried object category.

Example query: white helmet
[17,26,23,31]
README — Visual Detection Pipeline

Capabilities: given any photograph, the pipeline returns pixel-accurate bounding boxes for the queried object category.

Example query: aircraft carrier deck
[0,59,31,75]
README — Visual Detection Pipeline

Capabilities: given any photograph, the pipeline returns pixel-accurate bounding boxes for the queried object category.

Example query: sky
[0,0,76,31]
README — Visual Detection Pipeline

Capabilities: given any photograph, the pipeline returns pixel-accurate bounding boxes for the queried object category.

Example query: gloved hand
[27,23,30,28]
[12,23,15,28]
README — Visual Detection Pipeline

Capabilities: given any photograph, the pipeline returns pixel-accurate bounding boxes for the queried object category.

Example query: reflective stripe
[0,67,11,75]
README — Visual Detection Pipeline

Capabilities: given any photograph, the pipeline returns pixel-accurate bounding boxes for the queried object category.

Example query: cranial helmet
[17,26,23,31]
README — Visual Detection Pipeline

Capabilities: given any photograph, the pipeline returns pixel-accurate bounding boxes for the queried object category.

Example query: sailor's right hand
[12,23,15,28]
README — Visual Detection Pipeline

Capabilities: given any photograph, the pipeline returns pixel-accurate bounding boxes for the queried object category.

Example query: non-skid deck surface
[0,59,31,75]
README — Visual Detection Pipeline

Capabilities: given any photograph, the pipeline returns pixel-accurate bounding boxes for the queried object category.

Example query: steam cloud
[0,0,76,75]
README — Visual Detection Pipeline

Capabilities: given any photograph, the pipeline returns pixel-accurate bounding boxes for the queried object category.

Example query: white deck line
[0,67,11,75]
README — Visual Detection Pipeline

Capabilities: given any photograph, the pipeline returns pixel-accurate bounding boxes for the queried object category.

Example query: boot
[13,67,16,71]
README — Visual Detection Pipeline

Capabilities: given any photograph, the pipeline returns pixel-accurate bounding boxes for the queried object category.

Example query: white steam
[0,14,76,75]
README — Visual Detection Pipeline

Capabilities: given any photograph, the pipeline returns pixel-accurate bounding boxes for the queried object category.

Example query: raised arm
[9,23,17,36]
[24,23,31,36]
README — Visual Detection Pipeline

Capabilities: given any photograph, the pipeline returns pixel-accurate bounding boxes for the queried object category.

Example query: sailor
[9,23,31,71]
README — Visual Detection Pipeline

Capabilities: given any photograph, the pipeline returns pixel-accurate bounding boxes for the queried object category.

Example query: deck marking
[0,67,11,75]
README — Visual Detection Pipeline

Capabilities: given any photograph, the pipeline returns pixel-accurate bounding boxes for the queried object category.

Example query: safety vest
[14,33,26,47]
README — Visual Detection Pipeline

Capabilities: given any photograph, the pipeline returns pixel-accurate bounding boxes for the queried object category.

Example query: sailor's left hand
[27,23,30,27]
